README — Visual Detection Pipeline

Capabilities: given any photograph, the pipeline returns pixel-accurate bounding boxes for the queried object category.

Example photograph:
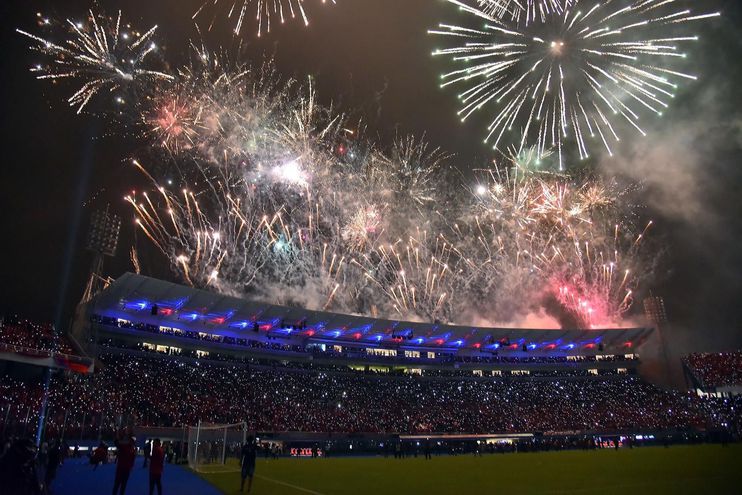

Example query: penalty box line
[257,474,328,495]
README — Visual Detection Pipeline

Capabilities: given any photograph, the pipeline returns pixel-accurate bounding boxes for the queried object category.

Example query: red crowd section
[684,351,742,388]
[1,352,740,440]
[0,319,74,354]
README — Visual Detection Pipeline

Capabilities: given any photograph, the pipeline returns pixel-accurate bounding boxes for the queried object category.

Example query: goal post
[187,421,247,472]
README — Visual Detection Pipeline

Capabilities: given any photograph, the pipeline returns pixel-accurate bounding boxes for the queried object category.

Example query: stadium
[2,273,741,494]
[2,0,742,494]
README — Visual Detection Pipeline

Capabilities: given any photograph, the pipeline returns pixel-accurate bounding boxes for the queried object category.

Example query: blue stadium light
[528,343,537,350]
[123,299,150,311]
[171,297,188,309]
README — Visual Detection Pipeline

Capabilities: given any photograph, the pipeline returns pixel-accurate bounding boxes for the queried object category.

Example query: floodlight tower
[643,296,677,386]
[38,208,120,442]
[643,296,668,326]
[38,209,120,444]
[81,207,121,303]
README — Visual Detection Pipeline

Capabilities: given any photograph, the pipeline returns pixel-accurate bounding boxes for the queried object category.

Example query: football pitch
[198,444,741,495]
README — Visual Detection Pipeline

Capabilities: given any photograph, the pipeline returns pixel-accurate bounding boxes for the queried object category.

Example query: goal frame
[187,420,248,471]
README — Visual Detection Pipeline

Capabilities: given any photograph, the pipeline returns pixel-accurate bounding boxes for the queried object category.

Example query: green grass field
[198,444,741,495]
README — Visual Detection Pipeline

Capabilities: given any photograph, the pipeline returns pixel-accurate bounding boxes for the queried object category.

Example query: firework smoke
[20,7,656,329]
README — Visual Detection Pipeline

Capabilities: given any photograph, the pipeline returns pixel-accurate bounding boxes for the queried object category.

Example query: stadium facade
[71,273,653,375]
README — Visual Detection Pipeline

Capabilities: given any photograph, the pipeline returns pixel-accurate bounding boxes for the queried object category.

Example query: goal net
[187,421,247,472]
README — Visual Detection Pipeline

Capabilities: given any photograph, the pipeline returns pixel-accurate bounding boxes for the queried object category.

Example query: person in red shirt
[91,441,108,470]
[112,431,137,495]
[148,439,165,495]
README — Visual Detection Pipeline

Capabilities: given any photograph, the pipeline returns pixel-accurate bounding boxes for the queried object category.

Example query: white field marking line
[256,474,328,495]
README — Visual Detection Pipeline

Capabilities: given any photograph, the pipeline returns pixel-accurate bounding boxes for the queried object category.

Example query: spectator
[149,439,165,495]
[240,436,257,493]
[143,439,151,468]
[112,432,136,495]
[44,439,62,494]
[0,437,41,495]
[91,441,108,469]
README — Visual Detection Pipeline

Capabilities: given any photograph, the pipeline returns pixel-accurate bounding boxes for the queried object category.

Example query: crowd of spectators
[0,318,73,354]
[95,340,633,380]
[683,351,742,388]
[2,351,740,441]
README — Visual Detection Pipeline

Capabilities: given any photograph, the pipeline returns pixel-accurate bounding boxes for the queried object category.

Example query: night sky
[1,0,740,353]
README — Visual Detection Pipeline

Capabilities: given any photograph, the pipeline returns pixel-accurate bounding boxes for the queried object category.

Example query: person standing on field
[112,431,136,495]
[142,440,151,468]
[240,436,257,493]
[148,439,165,495]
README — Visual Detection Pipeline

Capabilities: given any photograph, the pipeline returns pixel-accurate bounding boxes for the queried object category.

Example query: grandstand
[0,317,93,374]
[2,273,740,463]
[71,272,652,377]
[683,351,742,396]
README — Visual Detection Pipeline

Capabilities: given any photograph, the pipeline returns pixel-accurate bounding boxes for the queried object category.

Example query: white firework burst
[430,0,719,168]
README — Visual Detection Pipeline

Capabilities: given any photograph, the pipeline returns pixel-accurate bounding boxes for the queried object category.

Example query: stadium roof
[90,273,653,352]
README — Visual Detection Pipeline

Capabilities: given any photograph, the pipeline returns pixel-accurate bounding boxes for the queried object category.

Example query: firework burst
[20,8,658,328]
[458,154,652,327]
[194,0,336,37]
[430,0,719,168]
[17,10,172,113]
[477,0,575,24]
